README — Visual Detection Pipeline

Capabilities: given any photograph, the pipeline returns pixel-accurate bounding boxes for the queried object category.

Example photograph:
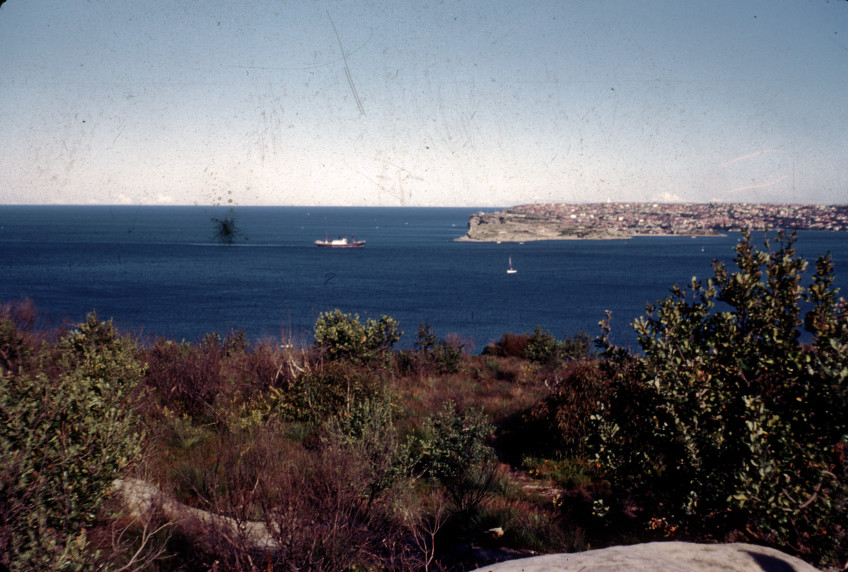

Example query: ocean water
[2,205,847,352]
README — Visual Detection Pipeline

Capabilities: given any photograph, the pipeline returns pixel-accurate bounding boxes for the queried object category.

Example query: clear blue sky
[1,1,846,206]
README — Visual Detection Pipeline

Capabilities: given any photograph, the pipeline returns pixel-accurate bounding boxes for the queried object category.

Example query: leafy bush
[592,231,848,566]
[526,326,592,364]
[523,360,611,459]
[324,396,417,509]
[0,313,145,570]
[270,361,386,427]
[422,401,499,513]
[411,320,464,374]
[0,299,49,375]
[525,326,559,363]
[313,309,402,363]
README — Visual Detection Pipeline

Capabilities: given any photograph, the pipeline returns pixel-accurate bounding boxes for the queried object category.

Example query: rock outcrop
[112,478,277,550]
[469,541,821,572]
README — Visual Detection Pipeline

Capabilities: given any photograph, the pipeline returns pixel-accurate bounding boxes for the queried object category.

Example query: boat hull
[314,239,365,248]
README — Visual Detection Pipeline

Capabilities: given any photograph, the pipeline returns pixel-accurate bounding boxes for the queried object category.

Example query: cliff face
[456,209,631,242]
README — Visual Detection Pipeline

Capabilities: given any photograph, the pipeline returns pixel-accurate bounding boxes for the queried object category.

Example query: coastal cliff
[456,209,631,242]
[456,202,848,242]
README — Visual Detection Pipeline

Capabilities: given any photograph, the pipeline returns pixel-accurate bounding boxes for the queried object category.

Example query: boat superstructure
[315,236,365,248]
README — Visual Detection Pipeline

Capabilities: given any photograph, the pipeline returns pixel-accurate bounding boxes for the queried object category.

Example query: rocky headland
[456,203,848,242]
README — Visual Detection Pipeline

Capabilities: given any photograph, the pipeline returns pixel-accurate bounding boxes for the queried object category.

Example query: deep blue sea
[2,205,847,352]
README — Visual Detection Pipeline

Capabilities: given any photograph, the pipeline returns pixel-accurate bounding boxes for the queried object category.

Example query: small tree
[592,231,847,566]
[525,326,560,363]
[422,401,499,514]
[413,321,463,374]
[526,326,592,364]
[272,361,382,425]
[414,320,439,353]
[365,314,404,357]
[325,396,416,509]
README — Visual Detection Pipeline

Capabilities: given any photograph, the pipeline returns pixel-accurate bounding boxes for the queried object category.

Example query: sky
[1,1,847,207]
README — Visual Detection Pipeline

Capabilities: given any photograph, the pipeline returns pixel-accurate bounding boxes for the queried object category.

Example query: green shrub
[270,361,385,427]
[324,396,416,508]
[523,360,611,459]
[560,332,592,361]
[0,299,46,375]
[592,231,847,566]
[422,401,499,513]
[0,313,145,570]
[526,326,592,364]
[412,321,464,374]
[525,326,559,363]
[313,309,402,363]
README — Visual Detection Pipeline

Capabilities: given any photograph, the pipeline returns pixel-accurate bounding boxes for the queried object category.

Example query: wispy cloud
[727,176,787,193]
[721,149,783,167]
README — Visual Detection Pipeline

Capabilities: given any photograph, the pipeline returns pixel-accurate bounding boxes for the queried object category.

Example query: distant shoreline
[455,232,727,243]
[456,202,848,243]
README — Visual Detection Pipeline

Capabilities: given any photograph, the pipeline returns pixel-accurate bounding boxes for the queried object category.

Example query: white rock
[485,527,505,539]
[469,541,820,572]
[112,478,277,550]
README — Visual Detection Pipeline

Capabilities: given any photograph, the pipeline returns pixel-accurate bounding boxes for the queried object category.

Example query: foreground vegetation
[1,231,846,570]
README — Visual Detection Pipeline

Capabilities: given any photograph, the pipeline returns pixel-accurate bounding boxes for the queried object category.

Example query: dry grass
[392,355,550,428]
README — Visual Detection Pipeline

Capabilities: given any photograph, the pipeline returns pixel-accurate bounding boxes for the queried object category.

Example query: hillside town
[458,203,848,242]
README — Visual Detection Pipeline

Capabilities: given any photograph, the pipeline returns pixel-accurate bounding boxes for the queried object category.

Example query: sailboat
[506,257,517,274]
